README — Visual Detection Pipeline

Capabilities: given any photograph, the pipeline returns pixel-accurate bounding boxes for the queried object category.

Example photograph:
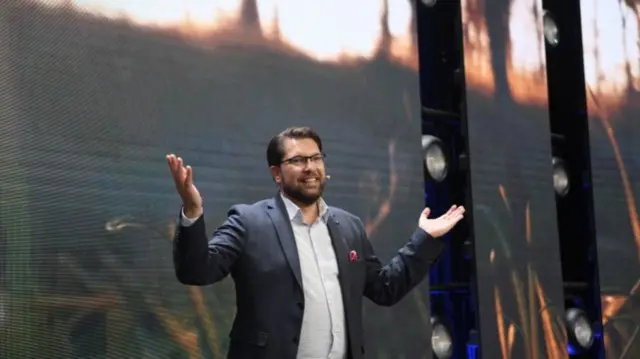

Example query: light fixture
[422,135,448,182]
[543,11,559,47]
[552,157,569,196]
[431,316,453,359]
[565,308,594,354]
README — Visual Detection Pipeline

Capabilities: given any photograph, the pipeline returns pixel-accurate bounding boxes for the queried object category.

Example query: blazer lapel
[267,195,303,290]
[326,210,351,304]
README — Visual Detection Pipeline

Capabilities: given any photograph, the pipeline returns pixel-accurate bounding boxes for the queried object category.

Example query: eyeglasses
[281,153,326,167]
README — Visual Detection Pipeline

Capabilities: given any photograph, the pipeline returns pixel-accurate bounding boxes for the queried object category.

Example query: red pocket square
[349,250,358,262]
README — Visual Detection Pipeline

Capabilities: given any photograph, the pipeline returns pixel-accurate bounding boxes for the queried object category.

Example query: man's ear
[269,165,281,185]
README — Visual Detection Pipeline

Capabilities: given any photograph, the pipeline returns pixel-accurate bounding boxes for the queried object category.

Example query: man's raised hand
[418,205,465,238]
[167,154,203,218]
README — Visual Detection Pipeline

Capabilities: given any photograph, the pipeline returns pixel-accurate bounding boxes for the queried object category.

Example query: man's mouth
[300,177,320,184]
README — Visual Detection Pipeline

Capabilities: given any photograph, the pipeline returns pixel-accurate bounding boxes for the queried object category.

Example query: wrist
[183,206,202,219]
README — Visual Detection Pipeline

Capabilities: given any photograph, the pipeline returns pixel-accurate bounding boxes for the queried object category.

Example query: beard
[281,177,326,206]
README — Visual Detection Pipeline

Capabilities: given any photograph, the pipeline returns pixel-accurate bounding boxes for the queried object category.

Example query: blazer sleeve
[173,205,247,286]
[359,218,445,306]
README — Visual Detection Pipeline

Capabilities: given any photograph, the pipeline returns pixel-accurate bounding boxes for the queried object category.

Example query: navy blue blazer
[173,194,445,359]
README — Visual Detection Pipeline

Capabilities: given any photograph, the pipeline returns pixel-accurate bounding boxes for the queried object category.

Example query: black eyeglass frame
[279,152,326,166]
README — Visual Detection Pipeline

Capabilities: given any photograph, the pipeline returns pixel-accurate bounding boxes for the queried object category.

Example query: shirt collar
[280,193,329,222]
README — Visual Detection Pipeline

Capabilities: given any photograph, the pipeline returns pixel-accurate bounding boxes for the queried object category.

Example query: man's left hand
[418,205,465,238]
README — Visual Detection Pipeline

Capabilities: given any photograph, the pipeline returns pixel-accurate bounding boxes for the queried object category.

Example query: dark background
[580,0,640,357]
[0,1,432,358]
[461,0,568,358]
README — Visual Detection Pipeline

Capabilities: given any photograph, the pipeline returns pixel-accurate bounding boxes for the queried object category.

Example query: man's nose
[302,158,315,169]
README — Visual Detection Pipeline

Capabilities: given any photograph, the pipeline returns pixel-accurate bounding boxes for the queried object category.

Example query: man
[168,127,465,359]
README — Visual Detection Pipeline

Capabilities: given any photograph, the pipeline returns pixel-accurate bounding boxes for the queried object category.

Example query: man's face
[272,137,326,206]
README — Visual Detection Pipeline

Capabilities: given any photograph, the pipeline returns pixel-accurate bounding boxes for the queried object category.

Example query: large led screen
[0,1,432,358]
[580,0,640,357]
[460,0,568,358]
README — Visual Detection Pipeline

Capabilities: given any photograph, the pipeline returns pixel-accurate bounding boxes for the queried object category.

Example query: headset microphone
[325,175,331,180]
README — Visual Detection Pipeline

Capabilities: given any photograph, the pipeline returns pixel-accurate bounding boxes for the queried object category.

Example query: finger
[167,154,180,171]
[445,205,457,216]
[439,206,455,220]
[175,158,186,176]
[167,155,180,178]
[185,165,193,186]
[169,159,184,183]
[442,211,462,223]
[422,207,431,218]
[452,214,464,223]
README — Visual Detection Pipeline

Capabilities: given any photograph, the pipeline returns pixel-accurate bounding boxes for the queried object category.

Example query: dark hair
[266,127,323,167]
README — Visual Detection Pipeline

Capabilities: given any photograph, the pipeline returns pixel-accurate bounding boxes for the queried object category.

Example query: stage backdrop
[580,0,640,357]
[460,0,568,358]
[0,1,431,358]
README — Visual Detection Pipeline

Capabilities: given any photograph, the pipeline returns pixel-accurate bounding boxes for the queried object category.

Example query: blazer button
[297,302,304,310]
[293,336,299,344]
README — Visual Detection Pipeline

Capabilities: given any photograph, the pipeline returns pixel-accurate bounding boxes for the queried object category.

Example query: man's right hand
[167,154,203,218]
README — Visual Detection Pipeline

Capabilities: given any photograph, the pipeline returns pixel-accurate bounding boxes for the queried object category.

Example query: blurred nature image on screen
[580,0,640,357]
[0,1,432,358]
[460,0,568,357]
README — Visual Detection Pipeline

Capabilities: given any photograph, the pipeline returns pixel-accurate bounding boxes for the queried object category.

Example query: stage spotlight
[431,316,453,359]
[565,308,594,353]
[422,135,448,182]
[552,157,569,197]
[543,11,559,47]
